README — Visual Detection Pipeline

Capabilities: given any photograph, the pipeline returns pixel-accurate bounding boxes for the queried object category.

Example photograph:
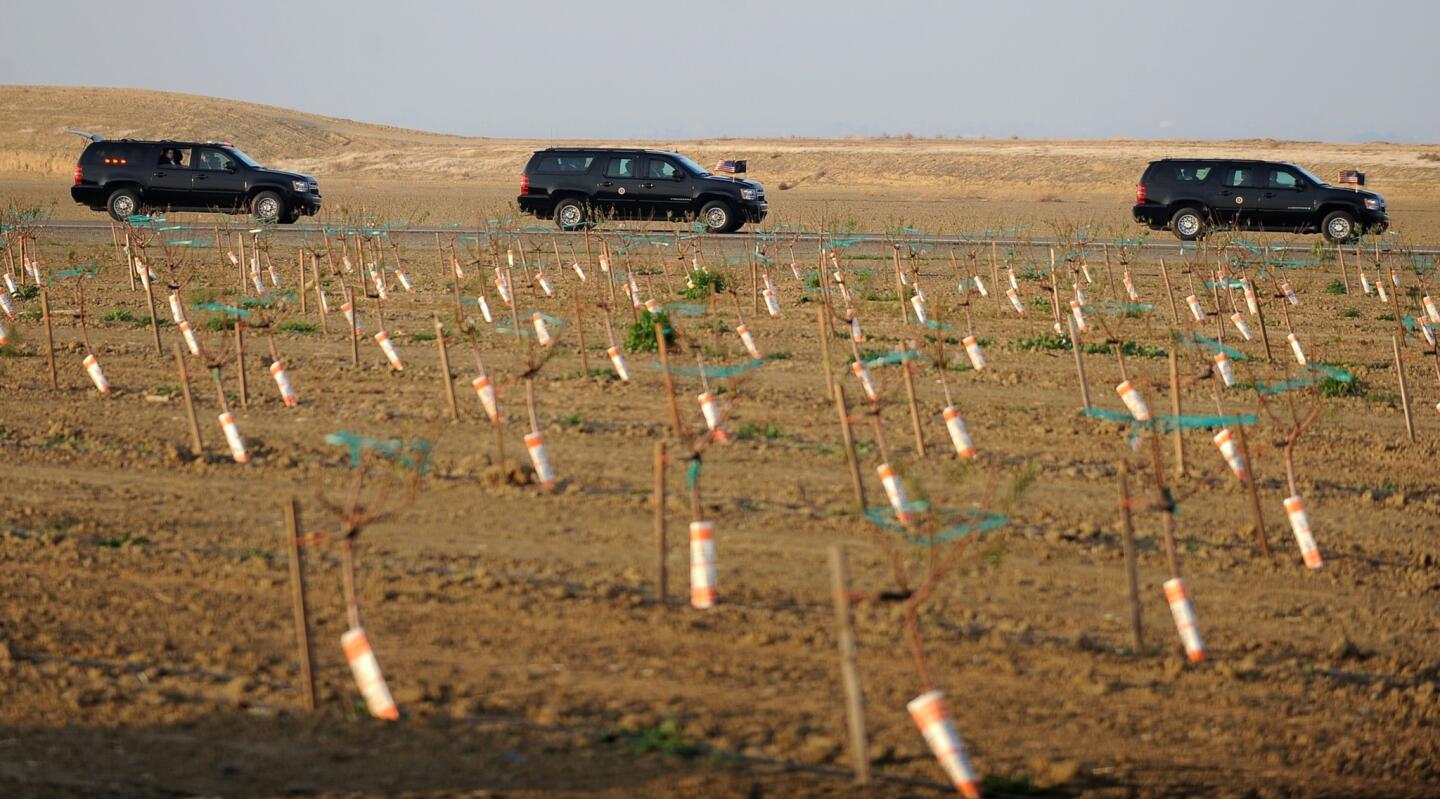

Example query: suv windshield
[1291,164,1325,186]
[671,154,708,177]
[226,147,261,168]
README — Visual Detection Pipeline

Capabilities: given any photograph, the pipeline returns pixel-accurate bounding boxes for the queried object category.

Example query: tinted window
[84,145,140,166]
[605,157,637,179]
[1167,164,1212,182]
[195,148,235,171]
[1222,167,1260,188]
[647,159,682,179]
[1268,169,1300,189]
[534,155,595,174]
[157,146,191,168]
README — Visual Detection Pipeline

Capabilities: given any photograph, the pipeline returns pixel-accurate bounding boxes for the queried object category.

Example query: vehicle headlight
[292,180,309,193]
[740,188,757,201]
[1364,197,1383,210]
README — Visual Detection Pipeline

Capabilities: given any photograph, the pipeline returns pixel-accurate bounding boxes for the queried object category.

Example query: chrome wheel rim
[1176,214,1199,236]
[1329,218,1351,239]
[705,207,728,230]
[256,198,279,218]
[112,195,134,216]
[559,204,582,227]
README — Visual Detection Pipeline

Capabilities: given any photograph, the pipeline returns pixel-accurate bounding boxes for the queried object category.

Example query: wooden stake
[817,306,835,400]
[1117,461,1144,652]
[297,250,307,314]
[312,253,329,334]
[173,343,203,456]
[1168,349,1185,479]
[40,286,57,389]
[283,499,318,712]
[900,348,926,457]
[1394,335,1416,443]
[573,282,590,374]
[1158,258,1179,325]
[435,316,459,422]
[656,322,686,444]
[143,268,163,355]
[235,320,249,409]
[827,546,871,785]
[1336,244,1351,294]
[892,245,908,324]
[834,383,868,512]
[654,440,668,604]
[1067,315,1091,410]
[1233,421,1270,557]
[1255,292,1274,362]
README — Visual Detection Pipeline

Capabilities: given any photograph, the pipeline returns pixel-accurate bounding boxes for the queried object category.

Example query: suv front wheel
[1170,207,1206,241]
[699,200,738,234]
[554,197,588,231]
[251,191,284,223]
[1322,210,1356,243]
[106,188,143,221]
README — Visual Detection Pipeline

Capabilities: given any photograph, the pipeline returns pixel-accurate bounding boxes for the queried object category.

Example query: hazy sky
[3,0,1436,143]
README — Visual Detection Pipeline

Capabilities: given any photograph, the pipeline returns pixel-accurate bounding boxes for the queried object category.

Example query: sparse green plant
[626,309,672,352]
[681,270,725,300]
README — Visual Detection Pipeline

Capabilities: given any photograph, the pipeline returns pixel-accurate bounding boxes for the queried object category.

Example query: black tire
[699,200,738,234]
[251,191,284,223]
[1321,210,1356,243]
[1170,207,1205,241]
[280,208,300,225]
[554,197,588,231]
[106,188,143,221]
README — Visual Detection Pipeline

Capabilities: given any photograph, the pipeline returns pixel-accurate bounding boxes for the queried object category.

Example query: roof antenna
[67,129,104,143]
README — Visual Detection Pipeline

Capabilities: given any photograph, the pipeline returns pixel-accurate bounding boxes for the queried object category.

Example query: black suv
[71,136,321,223]
[1133,159,1386,242]
[517,148,767,233]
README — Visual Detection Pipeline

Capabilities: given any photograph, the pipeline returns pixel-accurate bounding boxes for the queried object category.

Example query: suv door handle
[600,181,614,187]
[1218,190,1232,196]
[640,182,655,189]
[1262,192,1275,198]
[154,171,167,177]
[195,174,208,181]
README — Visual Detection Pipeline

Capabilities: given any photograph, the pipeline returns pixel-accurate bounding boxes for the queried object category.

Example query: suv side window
[195,148,236,171]
[86,145,137,166]
[1267,168,1301,189]
[535,155,595,173]
[1222,167,1261,188]
[1170,164,1212,183]
[605,157,637,179]
[157,146,192,168]
[646,158,682,180]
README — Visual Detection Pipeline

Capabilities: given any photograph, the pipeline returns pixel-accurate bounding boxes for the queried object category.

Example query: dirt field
[1,217,1438,799]
[1,85,1438,798]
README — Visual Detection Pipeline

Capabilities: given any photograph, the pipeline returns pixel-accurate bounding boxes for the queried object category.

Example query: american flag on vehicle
[714,159,747,174]
[1338,170,1365,186]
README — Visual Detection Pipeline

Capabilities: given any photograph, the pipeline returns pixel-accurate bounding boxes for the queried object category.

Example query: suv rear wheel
[554,197,588,230]
[1170,207,1205,241]
[700,200,737,234]
[106,188,142,221]
[251,191,284,223]
[1322,210,1356,243]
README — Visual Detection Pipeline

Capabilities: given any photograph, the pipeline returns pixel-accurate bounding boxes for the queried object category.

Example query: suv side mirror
[673,172,686,181]
[225,164,237,174]
[1293,180,1305,190]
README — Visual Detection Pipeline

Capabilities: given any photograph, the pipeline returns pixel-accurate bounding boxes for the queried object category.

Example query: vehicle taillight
[1135,184,1147,204]
[520,174,530,195]
[74,164,84,185]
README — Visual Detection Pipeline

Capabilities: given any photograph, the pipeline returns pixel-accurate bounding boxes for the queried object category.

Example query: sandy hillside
[4,85,1440,196]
